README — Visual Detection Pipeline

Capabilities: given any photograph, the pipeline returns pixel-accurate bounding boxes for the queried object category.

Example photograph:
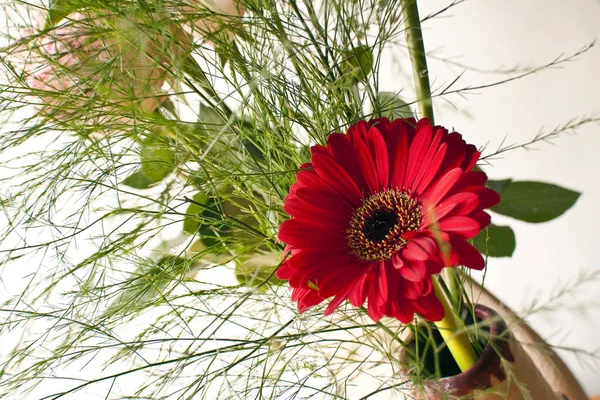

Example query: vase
[469,280,588,400]
[399,281,588,399]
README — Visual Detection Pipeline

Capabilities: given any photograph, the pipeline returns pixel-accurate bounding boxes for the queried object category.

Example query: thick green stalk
[401,0,477,372]
[432,278,478,372]
[401,0,462,302]
[400,0,434,124]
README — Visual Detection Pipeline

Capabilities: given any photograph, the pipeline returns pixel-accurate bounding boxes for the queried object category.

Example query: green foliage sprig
[0,0,594,398]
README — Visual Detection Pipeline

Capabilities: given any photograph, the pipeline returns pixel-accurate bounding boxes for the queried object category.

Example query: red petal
[412,292,444,321]
[455,170,487,188]
[471,210,492,229]
[437,133,467,177]
[327,133,369,191]
[422,229,450,242]
[416,118,431,128]
[401,230,419,241]
[450,239,485,270]
[295,288,324,312]
[422,167,463,207]
[388,121,410,189]
[438,216,481,239]
[389,297,415,323]
[377,261,389,304]
[423,192,480,227]
[324,288,350,316]
[367,277,386,321]
[421,200,457,227]
[288,254,347,288]
[421,277,433,296]
[391,253,404,269]
[295,168,323,189]
[404,124,433,190]
[311,151,363,205]
[462,145,480,171]
[399,260,426,282]
[404,280,424,300]
[449,192,480,216]
[368,127,390,190]
[413,236,438,255]
[283,196,348,228]
[348,273,369,306]
[299,198,349,227]
[402,241,430,261]
[318,263,363,298]
[415,143,447,195]
[424,259,444,275]
[295,187,352,216]
[346,120,369,146]
[368,117,391,131]
[354,136,379,195]
[310,144,328,156]
[364,262,388,321]
[475,187,501,209]
[278,219,345,248]
[276,261,294,280]
[411,128,444,191]
[386,273,415,323]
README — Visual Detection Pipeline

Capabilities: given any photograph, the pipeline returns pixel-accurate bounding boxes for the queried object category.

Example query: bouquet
[0,0,597,398]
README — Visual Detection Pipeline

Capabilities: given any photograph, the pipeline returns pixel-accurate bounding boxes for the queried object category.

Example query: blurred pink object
[25,12,170,124]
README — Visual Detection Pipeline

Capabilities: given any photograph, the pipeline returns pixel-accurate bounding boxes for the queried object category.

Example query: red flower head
[277,118,500,323]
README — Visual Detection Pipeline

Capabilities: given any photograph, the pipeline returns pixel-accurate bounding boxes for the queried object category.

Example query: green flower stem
[401,0,477,370]
[444,267,462,309]
[401,0,464,303]
[400,0,434,124]
[432,277,477,372]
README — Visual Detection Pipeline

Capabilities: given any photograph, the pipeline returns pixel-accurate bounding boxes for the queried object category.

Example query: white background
[1,0,599,397]
[417,0,600,395]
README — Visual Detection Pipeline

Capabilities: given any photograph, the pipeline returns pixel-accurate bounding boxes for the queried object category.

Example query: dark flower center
[346,189,422,262]
[364,211,399,242]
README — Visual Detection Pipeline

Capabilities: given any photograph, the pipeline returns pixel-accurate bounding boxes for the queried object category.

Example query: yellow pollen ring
[346,189,422,262]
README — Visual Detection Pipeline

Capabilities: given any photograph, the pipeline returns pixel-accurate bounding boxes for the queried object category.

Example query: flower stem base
[432,277,478,372]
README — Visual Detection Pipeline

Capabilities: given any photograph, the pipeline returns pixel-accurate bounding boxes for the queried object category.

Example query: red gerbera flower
[277,118,500,323]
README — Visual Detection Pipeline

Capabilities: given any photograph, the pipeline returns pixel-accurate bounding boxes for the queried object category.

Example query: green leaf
[472,224,516,258]
[237,120,265,161]
[45,0,78,29]
[183,193,210,235]
[159,98,179,118]
[123,128,181,189]
[235,254,283,291]
[103,256,191,317]
[486,179,512,194]
[185,105,231,145]
[375,92,414,120]
[343,45,374,81]
[188,240,232,265]
[200,104,226,125]
[183,55,223,101]
[140,136,177,182]
[199,104,230,135]
[122,170,155,189]
[242,138,265,161]
[215,43,230,68]
[187,191,264,251]
[492,181,580,223]
[156,255,189,275]
[185,195,229,249]
[197,224,224,249]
